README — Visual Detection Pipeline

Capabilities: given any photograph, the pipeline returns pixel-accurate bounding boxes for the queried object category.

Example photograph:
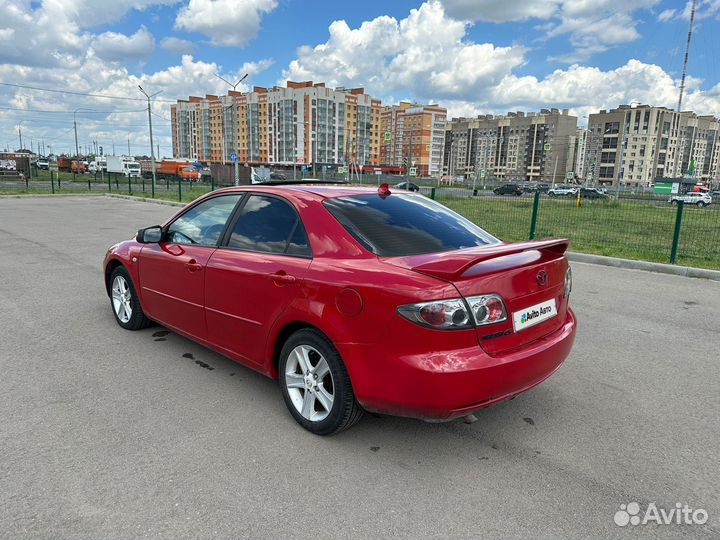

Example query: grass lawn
[438,196,720,270]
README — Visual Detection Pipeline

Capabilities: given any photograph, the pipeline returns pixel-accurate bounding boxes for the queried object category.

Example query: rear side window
[324,194,498,257]
[226,195,311,257]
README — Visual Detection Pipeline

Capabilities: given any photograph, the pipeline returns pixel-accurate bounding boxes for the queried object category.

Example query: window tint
[324,194,499,257]
[166,195,241,246]
[227,195,311,257]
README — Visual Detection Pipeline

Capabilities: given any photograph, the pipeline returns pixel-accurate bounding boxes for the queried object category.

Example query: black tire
[671,200,678,206]
[697,201,706,207]
[548,192,556,197]
[278,329,364,435]
[109,266,152,330]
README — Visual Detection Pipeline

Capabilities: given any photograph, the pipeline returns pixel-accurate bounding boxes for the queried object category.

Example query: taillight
[564,267,572,299]
[465,294,508,326]
[398,295,508,330]
[397,299,472,330]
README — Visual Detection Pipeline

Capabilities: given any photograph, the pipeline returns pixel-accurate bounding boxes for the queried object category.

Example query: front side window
[166,195,241,246]
[226,195,311,257]
[324,194,499,257]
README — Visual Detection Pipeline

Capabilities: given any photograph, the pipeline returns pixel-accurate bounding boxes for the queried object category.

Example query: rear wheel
[549,192,556,197]
[110,266,151,330]
[697,201,706,207]
[279,329,364,435]
[671,199,678,206]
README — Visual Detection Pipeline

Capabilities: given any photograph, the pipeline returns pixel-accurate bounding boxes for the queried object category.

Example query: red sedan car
[104,183,576,435]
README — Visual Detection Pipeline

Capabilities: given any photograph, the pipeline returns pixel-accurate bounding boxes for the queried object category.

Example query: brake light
[397,299,471,330]
[465,294,508,326]
[378,183,391,198]
[398,294,508,330]
[564,267,572,299]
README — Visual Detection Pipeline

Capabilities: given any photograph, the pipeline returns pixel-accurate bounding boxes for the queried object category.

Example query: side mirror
[136,225,163,244]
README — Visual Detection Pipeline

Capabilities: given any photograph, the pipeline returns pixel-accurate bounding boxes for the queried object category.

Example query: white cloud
[283,2,526,101]
[440,60,720,120]
[0,54,273,155]
[681,0,720,20]
[441,0,660,62]
[0,0,177,68]
[175,0,278,47]
[161,36,196,54]
[92,27,156,62]
[658,8,676,21]
[442,0,561,22]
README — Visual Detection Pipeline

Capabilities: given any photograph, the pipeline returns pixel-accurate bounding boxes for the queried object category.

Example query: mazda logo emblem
[536,270,548,286]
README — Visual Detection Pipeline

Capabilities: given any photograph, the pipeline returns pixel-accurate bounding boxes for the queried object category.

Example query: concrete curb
[104,193,185,207]
[567,252,720,282]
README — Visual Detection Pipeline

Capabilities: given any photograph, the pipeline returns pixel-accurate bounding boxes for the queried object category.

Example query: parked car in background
[669,192,712,207]
[493,183,523,196]
[35,158,49,170]
[523,182,550,193]
[548,185,578,197]
[270,172,288,180]
[579,187,609,199]
[104,183,576,435]
[394,181,420,192]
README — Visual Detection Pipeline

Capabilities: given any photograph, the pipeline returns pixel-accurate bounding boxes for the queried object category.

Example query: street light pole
[214,73,248,186]
[138,85,160,198]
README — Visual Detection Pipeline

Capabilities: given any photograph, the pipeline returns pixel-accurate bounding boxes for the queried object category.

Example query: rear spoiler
[406,239,570,280]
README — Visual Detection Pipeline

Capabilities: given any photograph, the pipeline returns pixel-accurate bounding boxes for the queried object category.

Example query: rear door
[138,194,242,340]
[205,194,312,366]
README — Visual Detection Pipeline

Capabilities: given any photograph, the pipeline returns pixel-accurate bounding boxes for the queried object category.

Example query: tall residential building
[584,104,720,186]
[380,102,447,177]
[444,109,578,183]
[171,81,383,168]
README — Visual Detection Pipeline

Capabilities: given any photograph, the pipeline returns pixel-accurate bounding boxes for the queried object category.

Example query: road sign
[49,162,58,172]
[337,166,347,174]
[479,169,486,179]
[384,131,392,141]
[230,152,237,163]
[297,157,305,164]
[544,143,552,151]
[565,171,574,180]
[409,167,417,177]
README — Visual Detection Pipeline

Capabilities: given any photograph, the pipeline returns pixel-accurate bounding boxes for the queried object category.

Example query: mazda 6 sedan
[104,183,576,435]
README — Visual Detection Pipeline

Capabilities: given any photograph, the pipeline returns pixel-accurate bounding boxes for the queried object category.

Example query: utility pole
[677,0,697,113]
[18,124,23,151]
[138,85,160,197]
[73,113,79,157]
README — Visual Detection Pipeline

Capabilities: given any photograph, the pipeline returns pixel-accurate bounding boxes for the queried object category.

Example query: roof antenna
[677,0,697,112]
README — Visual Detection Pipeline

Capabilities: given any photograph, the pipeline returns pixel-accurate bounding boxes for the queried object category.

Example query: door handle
[186,259,203,272]
[271,272,296,284]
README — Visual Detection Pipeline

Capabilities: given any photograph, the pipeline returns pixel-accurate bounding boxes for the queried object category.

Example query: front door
[205,194,312,365]
[138,194,242,340]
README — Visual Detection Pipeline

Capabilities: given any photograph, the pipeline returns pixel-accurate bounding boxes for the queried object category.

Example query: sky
[0,0,719,158]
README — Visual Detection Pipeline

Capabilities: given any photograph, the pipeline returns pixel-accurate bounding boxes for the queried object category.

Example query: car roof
[209,183,397,202]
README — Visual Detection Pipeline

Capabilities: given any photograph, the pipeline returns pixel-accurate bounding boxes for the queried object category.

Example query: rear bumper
[339,309,576,420]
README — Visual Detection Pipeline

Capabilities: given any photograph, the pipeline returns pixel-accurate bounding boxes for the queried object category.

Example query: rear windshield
[323,193,499,257]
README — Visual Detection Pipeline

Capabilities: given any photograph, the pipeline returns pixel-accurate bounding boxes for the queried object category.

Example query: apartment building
[444,109,578,183]
[171,81,383,169]
[584,105,720,186]
[380,102,447,177]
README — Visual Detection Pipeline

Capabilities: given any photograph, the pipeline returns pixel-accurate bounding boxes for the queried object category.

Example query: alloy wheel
[285,345,335,422]
[111,275,133,323]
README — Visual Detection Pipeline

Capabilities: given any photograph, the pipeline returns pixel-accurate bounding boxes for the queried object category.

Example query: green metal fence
[3,172,719,271]
[433,189,720,271]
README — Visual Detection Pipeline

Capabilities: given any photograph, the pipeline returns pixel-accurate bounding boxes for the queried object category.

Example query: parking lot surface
[1,196,718,539]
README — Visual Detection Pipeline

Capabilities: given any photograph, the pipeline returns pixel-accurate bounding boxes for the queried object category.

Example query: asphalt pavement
[0,196,718,539]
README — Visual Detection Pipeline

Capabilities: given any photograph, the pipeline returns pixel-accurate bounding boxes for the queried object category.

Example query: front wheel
[549,192,556,197]
[109,266,152,330]
[697,201,706,207]
[279,329,364,435]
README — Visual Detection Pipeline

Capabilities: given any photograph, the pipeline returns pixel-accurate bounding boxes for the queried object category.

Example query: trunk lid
[384,239,570,355]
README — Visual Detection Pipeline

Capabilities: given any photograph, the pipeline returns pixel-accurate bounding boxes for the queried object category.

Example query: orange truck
[151,160,201,182]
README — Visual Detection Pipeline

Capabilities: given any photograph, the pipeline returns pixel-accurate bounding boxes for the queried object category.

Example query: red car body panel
[104,185,577,420]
